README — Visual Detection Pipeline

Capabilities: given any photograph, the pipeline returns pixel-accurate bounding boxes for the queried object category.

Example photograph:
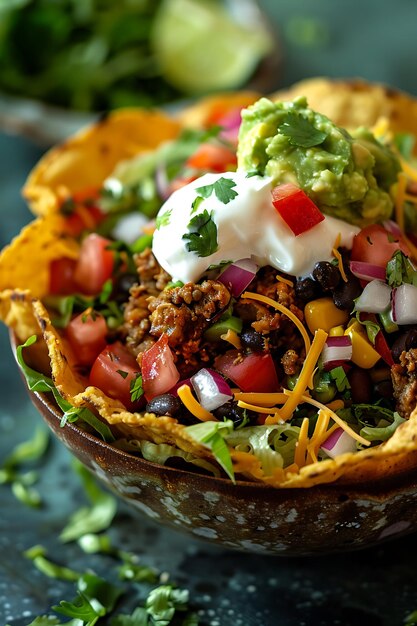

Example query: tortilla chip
[24,109,182,216]
[4,80,417,487]
[0,214,79,298]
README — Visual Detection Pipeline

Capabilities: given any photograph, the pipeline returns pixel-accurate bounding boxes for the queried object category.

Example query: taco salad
[3,79,417,488]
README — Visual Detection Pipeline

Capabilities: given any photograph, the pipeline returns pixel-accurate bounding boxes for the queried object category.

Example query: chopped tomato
[141,334,180,401]
[214,350,279,393]
[60,187,104,237]
[271,183,325,236]
[89,341,143,410]
[73,233,115,295]
[49,257,78,295]
[66,310,107,366]
[186,143,237,173]
[351,224,410,268]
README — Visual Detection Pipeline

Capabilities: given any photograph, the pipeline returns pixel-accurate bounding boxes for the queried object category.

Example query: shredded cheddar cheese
[177,384,216,422]
[276,274,294,287]
[242,291,311,355]
[294,417,309,468]
[220,328,242,349]
[266,329,328,423]
[332,234,348,283]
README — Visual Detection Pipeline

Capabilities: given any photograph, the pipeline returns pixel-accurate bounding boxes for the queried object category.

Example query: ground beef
[281,349,303,376]
[148,280,231,345]
[391,348,417,418]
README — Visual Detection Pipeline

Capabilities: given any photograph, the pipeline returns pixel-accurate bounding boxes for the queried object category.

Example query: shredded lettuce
[360,412,406,443]
[226,424,300,475]
[185,420,234,481]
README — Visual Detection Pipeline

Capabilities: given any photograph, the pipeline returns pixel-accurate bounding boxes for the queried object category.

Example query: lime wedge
[151,0,273,94]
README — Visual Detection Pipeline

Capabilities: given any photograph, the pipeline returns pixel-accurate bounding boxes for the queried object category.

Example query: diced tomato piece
[61,187,105,237]
[271,183,325,236]
[73,233,115,295]
[186,143,237,173]
[89,341,143,410]
[49,257,78,295]
[351,224,411,268]
[169,174,198,194]
[374,331,394,366]
[214,350,279,393]
[141,334,180,401]
[66,310,107,366]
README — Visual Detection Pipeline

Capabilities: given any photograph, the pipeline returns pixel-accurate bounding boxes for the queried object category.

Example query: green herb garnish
[130,374,144,403]
[386,249,417,287]
[182,209,218,257]
[195,177,238,204]
[280,111,328,148]
[155,209,172,229]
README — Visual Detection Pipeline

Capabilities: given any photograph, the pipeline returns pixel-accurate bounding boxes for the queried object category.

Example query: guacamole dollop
[237,97,401,226]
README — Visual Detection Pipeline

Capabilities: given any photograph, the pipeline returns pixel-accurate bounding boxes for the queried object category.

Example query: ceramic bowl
[27,385,417,556]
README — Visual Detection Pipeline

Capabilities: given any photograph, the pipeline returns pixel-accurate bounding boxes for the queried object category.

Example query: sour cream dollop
[152,172,360,283]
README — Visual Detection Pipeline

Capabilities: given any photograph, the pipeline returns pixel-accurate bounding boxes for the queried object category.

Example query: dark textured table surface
[3,1,417,623]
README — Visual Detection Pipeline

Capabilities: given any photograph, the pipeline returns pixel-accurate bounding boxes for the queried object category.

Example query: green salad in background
[0,0,273,111]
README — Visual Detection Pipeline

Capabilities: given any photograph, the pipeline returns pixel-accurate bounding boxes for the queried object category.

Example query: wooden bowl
[28,385,417,556]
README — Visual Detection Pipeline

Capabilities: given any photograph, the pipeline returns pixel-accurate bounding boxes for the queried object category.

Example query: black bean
[313,261,340,291]
[214,400,257,427]
[333,276,362,311]
[374,379,394,400]
[240,328,265,352]
[391,328,417,362]
[348,368,373,404]
[146,393,181,417]
[113,273,137,301]
[295,277,321,302]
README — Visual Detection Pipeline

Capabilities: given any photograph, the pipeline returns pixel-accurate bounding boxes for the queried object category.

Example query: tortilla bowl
[16,331,417,556]
[4,80,417,552]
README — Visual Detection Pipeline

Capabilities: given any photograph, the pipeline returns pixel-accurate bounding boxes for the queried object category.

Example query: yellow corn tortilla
[3,81,417,488]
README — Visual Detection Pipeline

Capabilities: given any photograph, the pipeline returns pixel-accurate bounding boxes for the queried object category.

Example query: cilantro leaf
[146,585,190,626]
[155,209,172,229]
[329,366,351,392]
[191,195,204,214]
[130,374,144,403]
[110,607,149,626]
[24,545,81,581]
[59,461,117,542]
[182,209,218,257]
[279,112,328,148]
[354,312,380,345]
[387,249,417,287]
[195,177,238,204]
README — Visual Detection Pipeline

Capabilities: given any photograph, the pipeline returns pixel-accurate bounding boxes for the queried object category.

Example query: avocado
[237,97,401,226]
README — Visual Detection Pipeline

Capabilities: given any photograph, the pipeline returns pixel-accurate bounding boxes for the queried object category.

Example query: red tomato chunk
[271,183,324,236]
[214,350,279,393]
[66,310,107,367]
[74,233,115,295]
[351,224,410,268]
[141,334,180,401]
[89,342,143,410]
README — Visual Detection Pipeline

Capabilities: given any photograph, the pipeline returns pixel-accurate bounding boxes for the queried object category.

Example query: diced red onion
[218,258,258,296]
[320,427,357,458]
[392,283,417,324]
[191,368,232,411]
[169,378,191,396]
[321,336,352,369]
[354,280,392,314]
[155,162,171,201]
[218,107,242,144]
[382,219,402,237]
[349,260,386,282]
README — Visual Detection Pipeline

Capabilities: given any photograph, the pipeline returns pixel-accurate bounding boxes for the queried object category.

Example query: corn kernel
[344,321,381,369]
[304,297,349,334]
[329,325,345,337]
